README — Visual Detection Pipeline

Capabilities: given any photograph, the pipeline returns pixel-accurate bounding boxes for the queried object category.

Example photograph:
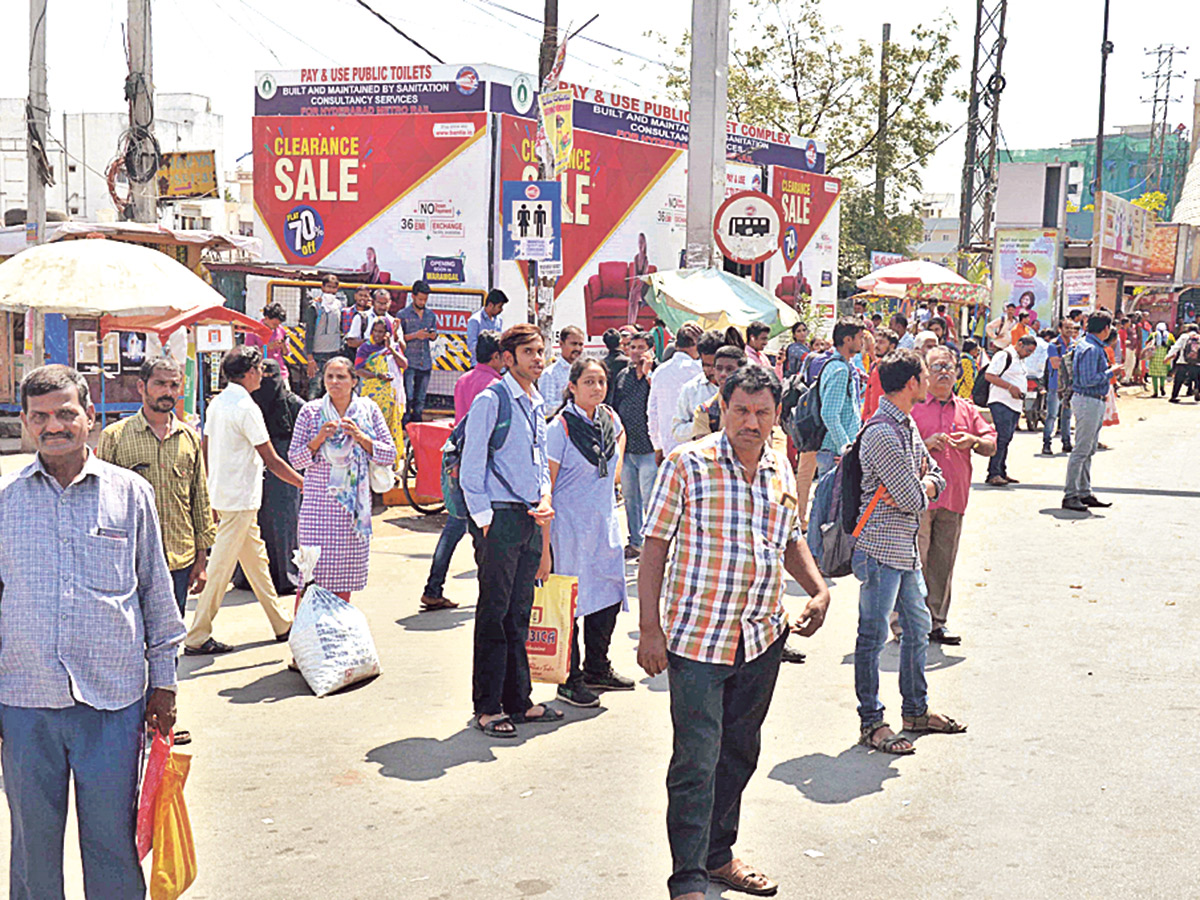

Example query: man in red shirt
[860,328,898,420]
[906,346,997,645]
[419,331,505,611]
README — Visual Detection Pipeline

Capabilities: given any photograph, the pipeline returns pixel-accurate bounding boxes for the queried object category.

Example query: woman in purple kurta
[288,358,396,595]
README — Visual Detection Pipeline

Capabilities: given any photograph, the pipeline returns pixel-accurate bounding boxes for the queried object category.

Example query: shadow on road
[218,668,313,704]
[1039,507,1103,520]
[364,707,607,781]
[383,514,447,534]
[639,672,668,693]
[984,482,1200,499]
[840,642,965,673]
[396,606,476,631]
[768,744,902,803]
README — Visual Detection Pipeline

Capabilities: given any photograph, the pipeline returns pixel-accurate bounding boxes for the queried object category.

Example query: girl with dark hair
[537,358,632,707]
[246,302,291,387]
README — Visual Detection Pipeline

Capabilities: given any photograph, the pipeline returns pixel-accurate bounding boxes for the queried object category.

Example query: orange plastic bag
[526,575,577,684]
[137,731,172,861]
[149,751,197,900]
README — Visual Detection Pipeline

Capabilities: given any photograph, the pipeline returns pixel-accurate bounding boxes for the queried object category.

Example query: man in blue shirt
[1042,318,1076,455]
[462,324,559,736]
[817,317,865,475]
[1063,311,1120,512]
[0,365,185,897]
[465,289,507,364]
[398,279,439,426]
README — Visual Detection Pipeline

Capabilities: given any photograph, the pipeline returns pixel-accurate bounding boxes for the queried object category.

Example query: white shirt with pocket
[986,347,1026,412]
[204,382,270,512]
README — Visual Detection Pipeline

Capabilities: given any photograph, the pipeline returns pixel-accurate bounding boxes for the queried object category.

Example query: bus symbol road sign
[714,191,785,265]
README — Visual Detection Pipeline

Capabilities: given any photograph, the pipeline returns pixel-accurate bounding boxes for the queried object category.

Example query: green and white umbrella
[643,267,796,337]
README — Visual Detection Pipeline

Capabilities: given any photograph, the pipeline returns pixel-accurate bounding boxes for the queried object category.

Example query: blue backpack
[440,383,514,519]
[807,414,902,577]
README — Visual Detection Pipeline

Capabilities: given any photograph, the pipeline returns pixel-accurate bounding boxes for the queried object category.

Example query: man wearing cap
[399,280,440,426]
[986,302,1018,352]
[466,290,507,365]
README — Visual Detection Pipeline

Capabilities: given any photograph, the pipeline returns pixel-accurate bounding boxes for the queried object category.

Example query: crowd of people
[2,283,1191,898]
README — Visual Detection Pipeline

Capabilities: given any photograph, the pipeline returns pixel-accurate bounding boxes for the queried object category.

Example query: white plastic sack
[288,547,381,697]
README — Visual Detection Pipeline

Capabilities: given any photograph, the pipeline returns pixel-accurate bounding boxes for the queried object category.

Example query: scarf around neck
[561,403,616,477]
[318,394,373,540]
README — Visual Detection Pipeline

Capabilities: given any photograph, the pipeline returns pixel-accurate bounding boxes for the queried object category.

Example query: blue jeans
[621,452,658,548]
[815,448,837,477]
[1059,392,1073,446]
[1065,394,1105,500]
[403,367,432,426]
[170,565,191,616]
[1042,390,1060,447]
[423,514,468,599]
[986,403,1019,479]
[0,700,146,900]
[852,550,930,727]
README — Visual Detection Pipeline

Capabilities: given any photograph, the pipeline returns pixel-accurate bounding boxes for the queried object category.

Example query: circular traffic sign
[713,190,785,265]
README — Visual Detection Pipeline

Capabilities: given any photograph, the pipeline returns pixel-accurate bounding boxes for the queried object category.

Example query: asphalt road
[3,390,1198,899]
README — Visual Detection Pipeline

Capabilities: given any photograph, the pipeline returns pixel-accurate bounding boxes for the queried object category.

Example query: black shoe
[274,628,291,643]
[1061,497,1090,512]
[1040,444,1054,456]
[183,638,234,655]
[1061,443,1073,453]
[556,682,601,708]
[623,544,641,561]
[583,666,636,691]
[781,644,807,664]
[1169,398,1181,403]
[929,627,962,646]
[1081,495,1112,508]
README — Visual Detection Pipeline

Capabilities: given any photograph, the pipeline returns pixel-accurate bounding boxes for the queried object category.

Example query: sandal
[708,858,778,896]
[420,596,459,611]
[474,714,518,738]
[511,703,563,724]
[984,475,1008,487]
[902,712,967,734]
[859,722,915,755]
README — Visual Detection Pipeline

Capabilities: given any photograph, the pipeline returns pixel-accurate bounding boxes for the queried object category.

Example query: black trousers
[665,635,785,898]
[469,506,540,717]
[567,603,621,685]
[1171,364,1200,400]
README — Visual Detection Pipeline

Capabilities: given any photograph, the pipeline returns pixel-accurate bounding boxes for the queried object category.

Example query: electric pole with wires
[1141,44,1187,196]
[126,0,159,223]
[26,0,51,245]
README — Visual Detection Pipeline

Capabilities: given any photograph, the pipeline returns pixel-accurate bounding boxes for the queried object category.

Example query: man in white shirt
[647,322,704,462]
[185,346,305,654]
[983,334,1036,487]
[345,289,402,349]
[670,330,724,444]
[537,325,585,412]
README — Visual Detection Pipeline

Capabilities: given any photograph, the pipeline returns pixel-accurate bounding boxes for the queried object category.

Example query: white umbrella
[0,238,226,316]
[856,259,969,292]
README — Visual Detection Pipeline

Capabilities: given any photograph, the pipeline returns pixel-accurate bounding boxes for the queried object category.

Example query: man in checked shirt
[851,349,966,756]
[637,365,831,900]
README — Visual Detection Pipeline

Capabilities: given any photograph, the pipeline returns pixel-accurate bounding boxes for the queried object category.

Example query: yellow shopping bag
[149,752,197,900]
[527,575,577,684]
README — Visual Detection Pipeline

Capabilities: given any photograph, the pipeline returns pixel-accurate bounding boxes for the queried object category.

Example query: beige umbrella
[0,237,225,316]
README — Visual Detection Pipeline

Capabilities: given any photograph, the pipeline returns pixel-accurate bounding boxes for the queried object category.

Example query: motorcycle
[1023,376,1046,432]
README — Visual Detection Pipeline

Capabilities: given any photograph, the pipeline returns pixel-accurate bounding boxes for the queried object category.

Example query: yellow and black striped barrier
[434,335,471,372]
[282,325,307,365]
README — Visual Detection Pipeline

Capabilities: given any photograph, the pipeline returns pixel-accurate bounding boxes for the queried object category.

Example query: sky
[1,0,1196,203]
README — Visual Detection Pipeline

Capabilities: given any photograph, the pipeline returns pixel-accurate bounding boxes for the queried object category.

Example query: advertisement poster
[1092,191,1157,277]
[156,151,217,199]
[74,331,119,374]
[763,167,842,325]
[255,65,487,116]
[119,331,148,372]
[992,228,1061,329]
[422,255,465,285]
[252,112,490,286]
[496,113,686,338]
[538,89,574,177]
[1147,224,1181,281]
[870,250,906,271]
[1062,268,1097,309]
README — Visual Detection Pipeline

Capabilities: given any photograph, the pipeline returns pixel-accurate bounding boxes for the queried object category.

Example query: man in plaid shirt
[851,349,965,756]
[637,366,831,900]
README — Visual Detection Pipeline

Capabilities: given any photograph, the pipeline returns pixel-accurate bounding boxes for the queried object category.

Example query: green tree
[1131,190,1167,215]
[653,0,961,286]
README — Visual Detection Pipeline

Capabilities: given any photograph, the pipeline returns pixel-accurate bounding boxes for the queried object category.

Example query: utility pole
[1141,44,1186,195]
[127,0,159,222]
[26,0,49,245]
[875,23,891,221]
[527,0,559,337]
[1094,0,1112,201]
[684,0,730,268]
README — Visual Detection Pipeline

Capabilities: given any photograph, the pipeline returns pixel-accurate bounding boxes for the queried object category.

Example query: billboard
[254,65,487,116]
[1092,191,1162,278]
[156,151,217,199]
[252,112,490,286]
[992,228,1061,330]
[764,167,842,331]
[870,250,906,271]
[1062,268,1096,309]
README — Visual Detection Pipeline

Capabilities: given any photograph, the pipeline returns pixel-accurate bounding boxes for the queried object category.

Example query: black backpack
[782,356,849,452]
[971,349,1013,407]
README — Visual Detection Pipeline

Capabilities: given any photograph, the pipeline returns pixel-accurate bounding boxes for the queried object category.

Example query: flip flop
[474,714,518,738]
[708,859,778,896]
[420,596,459,611]
[510,704,563,724]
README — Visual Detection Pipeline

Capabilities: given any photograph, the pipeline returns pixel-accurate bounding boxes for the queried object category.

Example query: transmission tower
[1141,43,1187,196]
[956,0,1008,277]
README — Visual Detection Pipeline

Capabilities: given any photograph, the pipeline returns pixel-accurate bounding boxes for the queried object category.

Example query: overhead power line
[351,0,444,63]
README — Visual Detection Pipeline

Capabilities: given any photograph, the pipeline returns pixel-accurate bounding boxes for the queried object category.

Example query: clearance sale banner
[252,112,490,286]
[496,113,686,339]
[764,166,842,331]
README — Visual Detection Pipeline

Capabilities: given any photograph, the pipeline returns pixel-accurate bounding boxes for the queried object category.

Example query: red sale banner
[253,113,486,264]
[770,167,841,273]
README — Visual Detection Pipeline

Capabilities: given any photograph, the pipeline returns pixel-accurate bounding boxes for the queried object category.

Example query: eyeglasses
[929,363,955,372]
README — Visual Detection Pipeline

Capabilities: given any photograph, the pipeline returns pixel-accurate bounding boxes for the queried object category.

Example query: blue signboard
[501,180,561,262]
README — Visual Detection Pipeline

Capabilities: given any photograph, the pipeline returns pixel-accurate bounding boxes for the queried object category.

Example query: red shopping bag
[137,730,173,861]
